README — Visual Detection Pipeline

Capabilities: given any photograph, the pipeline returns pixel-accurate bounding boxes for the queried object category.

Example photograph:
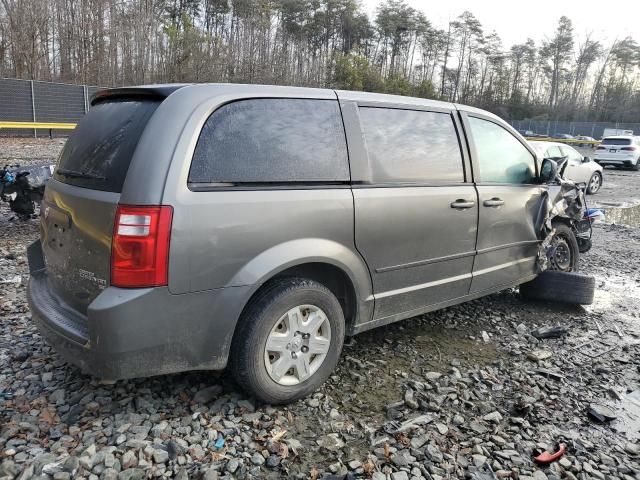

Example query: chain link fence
[3,77,640,140]
[0,78,102,137]
[510,119,640,139]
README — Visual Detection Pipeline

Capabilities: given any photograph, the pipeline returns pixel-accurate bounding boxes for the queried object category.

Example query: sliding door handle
[483,198,505,207]
[450,200,476,209]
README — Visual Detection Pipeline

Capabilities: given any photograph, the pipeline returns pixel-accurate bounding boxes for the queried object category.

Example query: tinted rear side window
[189,99,349,185]
[602,138,632,146]
[359,107,464,183]
[54,99,160,192]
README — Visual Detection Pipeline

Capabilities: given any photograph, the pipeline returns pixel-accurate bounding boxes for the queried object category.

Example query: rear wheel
[632,158,640,171]
[586,172,602,194]
[230,278,345,404]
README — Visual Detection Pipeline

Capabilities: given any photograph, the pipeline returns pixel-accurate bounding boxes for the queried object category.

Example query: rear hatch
[41,98,161,314]
[596,137,636,161]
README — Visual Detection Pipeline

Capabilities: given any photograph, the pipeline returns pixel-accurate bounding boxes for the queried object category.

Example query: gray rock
[624,442,639,456]
[193,385,223,404]
[121,451,137,469]
[425,372,442,381]
[318,433,345,451]
[265,455,280,468]
[202,468,219,480]
[391,472,409,480]
[527,350,552,362]
[100,469,118,480]
[533,470,548,480]
[515,323,528,335]
[469,421,488,434]
[483,411,503,423]
[117,469,146,480]
[49,389,66,404]
[250,453,265,466]
[392,450,416,467]
[426,444,444,463]
[372,473,387,480]
[226,459,240,474]
[152,449,169,464]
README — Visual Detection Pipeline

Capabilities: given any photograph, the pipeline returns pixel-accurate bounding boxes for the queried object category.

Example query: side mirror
[583,156,591,163]
[539,158,558,184]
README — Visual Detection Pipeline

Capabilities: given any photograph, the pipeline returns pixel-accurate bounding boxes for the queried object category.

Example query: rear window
[602,138,632,146]
[54,99,161,192]
[359,107,464,183]
[189,99,349,185]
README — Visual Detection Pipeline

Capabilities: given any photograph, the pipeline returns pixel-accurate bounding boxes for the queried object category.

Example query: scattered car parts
[0,164,53,219]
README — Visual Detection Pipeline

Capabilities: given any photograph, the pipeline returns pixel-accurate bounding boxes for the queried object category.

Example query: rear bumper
[27,240,251,381]
[594,158,636,167]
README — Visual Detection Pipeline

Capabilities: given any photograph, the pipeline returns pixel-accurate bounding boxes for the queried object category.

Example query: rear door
[41,98,161,314]
[463,113,543,294]
[345,100,478,321]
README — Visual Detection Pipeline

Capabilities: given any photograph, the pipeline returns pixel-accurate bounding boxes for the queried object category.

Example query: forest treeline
[1,0,640,122]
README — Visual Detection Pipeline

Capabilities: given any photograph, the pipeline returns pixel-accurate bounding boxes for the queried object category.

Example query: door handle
[450,199,476,209]
[483,198,505,207]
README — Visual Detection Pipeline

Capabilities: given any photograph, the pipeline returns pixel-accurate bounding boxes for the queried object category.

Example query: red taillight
[621,146,637,151]
[111,205,173,288]
[596,146,606,150]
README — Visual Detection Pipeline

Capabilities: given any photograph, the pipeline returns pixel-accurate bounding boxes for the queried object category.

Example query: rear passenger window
[359,107,464,183]
[189,99,349,185]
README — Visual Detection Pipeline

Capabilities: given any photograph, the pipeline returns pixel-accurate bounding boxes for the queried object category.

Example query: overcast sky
[362,0,639,48]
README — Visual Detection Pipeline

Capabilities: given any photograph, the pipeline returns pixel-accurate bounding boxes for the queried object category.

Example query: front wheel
[230,278,345,404]
[586,172,602,194]
[548,223,579,272]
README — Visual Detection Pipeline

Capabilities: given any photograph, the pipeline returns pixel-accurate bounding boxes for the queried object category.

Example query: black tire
[520,270,595,305]
[548,222,579,272]
[230,278,345,404]
[632,160,640,171]
[586,172,602,195]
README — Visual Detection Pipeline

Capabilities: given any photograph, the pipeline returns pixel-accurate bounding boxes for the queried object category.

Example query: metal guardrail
[0,121,76,138]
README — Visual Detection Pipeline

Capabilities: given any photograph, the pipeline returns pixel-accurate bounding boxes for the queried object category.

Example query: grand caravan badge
[78,269,107,289]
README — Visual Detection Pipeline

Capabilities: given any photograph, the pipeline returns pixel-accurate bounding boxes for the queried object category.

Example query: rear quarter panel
[150,85,372,309]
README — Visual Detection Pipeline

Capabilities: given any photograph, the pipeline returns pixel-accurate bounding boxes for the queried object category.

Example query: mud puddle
[596,202,640,227]
[613,389,640,441]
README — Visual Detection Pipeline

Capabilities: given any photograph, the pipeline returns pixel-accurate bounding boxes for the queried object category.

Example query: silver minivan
[28,83,558,403]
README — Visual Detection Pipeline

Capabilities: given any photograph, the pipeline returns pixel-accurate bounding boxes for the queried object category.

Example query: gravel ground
[1,139,639,480]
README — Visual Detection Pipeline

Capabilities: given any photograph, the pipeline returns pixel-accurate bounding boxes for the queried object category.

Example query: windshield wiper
[56,168,106,180]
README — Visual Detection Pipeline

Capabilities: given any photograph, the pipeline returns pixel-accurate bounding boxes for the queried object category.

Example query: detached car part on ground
[0,164,52,219]
[27,84,597,404]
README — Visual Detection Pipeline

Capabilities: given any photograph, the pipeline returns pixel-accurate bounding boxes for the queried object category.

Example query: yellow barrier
[0,121,76,138]
[0,121,76,130]
[524,136,600,146]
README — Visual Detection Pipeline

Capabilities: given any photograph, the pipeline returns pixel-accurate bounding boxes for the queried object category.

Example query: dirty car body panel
[28,83,546,381]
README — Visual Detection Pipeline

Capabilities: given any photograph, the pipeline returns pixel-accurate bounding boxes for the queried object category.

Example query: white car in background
[593,136,640,171]
[529,141,604,194]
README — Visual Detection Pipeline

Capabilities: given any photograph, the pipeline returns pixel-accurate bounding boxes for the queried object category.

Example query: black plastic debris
[531,325,568,339]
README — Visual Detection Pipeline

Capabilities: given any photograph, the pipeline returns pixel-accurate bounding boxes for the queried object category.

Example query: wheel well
[247,263,358,333]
